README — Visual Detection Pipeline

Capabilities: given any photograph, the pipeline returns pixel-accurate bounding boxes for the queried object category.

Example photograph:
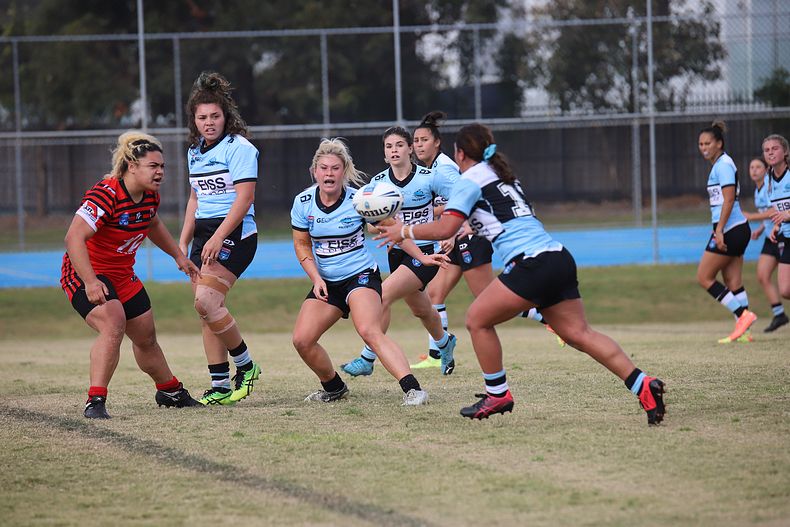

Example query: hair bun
[420,110,447,128]
[711,120,727,133]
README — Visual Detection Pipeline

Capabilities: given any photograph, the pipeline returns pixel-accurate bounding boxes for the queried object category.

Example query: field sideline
[1,263,788,526]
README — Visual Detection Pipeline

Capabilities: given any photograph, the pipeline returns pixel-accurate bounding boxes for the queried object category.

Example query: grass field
[1,264,788,526]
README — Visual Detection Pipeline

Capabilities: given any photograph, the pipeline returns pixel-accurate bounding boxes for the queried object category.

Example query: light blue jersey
[430,152,460,207]
[753,174,773,235]
[371,163,456,248]
[769,167,790,238]
[291,185,376,282]
[444,162,562,264]
[188,134,259,238]
[706,152,747,232]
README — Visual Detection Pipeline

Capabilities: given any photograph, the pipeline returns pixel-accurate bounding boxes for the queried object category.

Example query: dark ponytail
[455,123,516,184]
[699,120,727,150]
[416,110,447,141]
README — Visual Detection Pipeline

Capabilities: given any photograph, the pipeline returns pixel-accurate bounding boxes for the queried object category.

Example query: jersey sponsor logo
[195,177,228,193]
[313,231,364,257]
[316,217,331,223]
[300,194,312,203]
[135,211,143,222]
[79,200,104,223]
[339,217,358,229]
[412,189,427,200]
[418,168,431,175]
[707,185,724,206]
[223,239,235,247]
[119,213,129,226]
[400,205,432,224]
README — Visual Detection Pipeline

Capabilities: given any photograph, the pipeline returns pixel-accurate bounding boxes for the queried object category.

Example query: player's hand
[374,219,405,248]
[313,278,329,302]
[769,209,790,225]
[419,253,450,268]
[176,255,201,282]
[714,230,727,252]
[769,224,780,243]
[86,279,109,305]
[201,236,224,265]
[439,236,455,253]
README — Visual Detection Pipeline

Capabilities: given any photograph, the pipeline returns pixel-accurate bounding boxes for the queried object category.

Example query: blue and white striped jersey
[430,152,460,207]
[370,163,456,249]
[768,167,790,238]
[753,175,774,235]
[188,134,259,239]
[291,185,376,282]
[444,162,562,264]
[706,152,747,231]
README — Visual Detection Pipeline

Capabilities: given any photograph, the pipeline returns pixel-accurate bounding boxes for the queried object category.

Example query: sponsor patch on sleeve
[76,200,105,230]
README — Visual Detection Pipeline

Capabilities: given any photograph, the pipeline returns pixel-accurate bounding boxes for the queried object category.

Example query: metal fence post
[173,36,185,231]
[629,12,642,227]
[13,40,25,250]
[392,0,403,125]
[646,0,659,263]
[321,32,330,133]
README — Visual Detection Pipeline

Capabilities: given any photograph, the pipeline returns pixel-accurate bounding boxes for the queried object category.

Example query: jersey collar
[315,186,347,214]
[200,133,227,154]
[388,163,417,188]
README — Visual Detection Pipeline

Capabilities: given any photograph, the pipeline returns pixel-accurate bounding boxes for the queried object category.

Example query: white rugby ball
[352,181,404,223]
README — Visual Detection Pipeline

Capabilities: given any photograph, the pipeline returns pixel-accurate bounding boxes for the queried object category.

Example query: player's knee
[292,332,315,354]
[132,331,158,351]
[357,326,384,348]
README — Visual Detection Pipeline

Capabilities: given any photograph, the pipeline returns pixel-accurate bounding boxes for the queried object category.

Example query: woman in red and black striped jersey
[61,131,202,419]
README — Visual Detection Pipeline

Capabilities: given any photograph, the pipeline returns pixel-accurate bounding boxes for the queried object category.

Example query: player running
[291,138,432,406]
[340,126,458,377]
[764,134,790,304]
[375,123,666,425]
[695,121,757,343]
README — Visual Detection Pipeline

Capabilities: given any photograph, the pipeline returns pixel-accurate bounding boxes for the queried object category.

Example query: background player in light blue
[764,134,790,303]
[695,121,757,343]
[743,156,788,332]
[178,72,261,406]
[291,138,429,406]
[375,123,666,425]
[413,111,562,371]
[341,126,457,377]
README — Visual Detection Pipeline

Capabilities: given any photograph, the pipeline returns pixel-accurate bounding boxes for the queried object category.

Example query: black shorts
[70,274,151,320]
[497,248,581,310]
[387,245,439,290]
[448,234,493,271]
[760,237,781,259]
[306,268,383,318]
[189,218,257,278]
[704,222,751,257]
[778,236,790,264]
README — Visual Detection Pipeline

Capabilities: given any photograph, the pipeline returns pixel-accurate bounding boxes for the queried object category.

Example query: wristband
[400,225,407,240]
[407,224,415,239]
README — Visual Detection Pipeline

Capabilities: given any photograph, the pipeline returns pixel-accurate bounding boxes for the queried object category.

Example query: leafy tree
[754,67,790,107]
[534,0,725,112]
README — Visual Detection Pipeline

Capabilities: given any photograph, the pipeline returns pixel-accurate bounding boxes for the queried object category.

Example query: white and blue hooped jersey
[444,162,562,264]
[188,134,259,239]
[430,152,460,207]
[769,166,790,238]
[706,152,747,232]
[371,163,456,249]
[291,185,376,282]
[753,175,773,235]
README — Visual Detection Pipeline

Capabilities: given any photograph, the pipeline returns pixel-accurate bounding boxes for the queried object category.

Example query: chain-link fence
[1,1,789,251]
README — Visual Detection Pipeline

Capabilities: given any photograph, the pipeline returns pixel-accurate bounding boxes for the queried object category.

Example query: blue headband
[483,143,497,161]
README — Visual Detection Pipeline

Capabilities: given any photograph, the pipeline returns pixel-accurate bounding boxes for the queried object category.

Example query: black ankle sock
[624,368,643,392]
[321,373,346,393]
[398,374,420,393]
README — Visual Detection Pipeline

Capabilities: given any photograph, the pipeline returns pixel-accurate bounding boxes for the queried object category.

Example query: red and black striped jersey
[61,177,160,289]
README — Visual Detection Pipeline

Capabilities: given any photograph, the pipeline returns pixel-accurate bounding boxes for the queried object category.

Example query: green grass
[0,323,788,526]
[1,263,788,524]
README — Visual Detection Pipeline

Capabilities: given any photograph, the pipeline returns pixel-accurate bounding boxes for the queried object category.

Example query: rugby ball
[352,181,404,223]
